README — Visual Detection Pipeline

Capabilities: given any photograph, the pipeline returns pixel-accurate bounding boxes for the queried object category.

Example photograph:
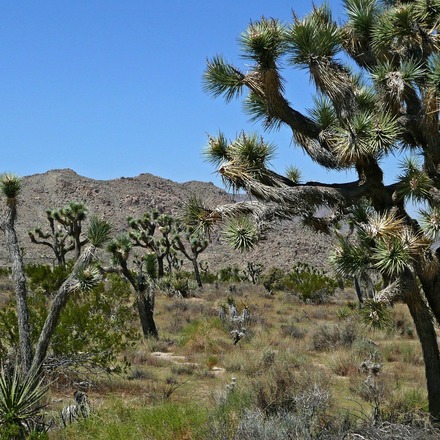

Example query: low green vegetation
[1,261,438,439]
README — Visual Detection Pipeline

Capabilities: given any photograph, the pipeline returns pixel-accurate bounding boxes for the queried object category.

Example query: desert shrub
[327,351,360,377]
[26,263,70,295]
[218,265,241,283]
[232,409,311,440]
[391,310,415,339]
[250,359,330,417]
[382,342,423,366]
[0,274,138,375]
[382,388,429,425]
[260,348,276,368]
[206,387,252,439]
[282,263,338,303]
[352,338,381,360]
[178,318,229,354]
[260,267,286,293]
[310,320,359,352]
[279,323,306,339]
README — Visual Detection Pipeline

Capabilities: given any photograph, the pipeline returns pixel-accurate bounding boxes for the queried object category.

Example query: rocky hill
[0,169,335,273]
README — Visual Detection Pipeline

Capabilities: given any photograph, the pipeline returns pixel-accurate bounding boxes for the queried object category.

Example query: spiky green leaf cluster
[285,165,302,184]
[108,235,132,263]
[308,95,338,130]
[204,132,229,167]
[331,235,372,276]
[372,235,418,276]
[331,110,400,164]
[0,174,21,200]
[344,0,377,36]
[240,18,287,68]
[428,53,440,89]
[0,365,48,435]
[420,207,440,240]
[397,156,433,203]
[223,216,259,252]
[204,132,276,190]
[203,55,245,101]
[74,266,102,291]
[88,217,112,247]
[286,4,341,66]
[358,299,390,330]
[181,195,215,237]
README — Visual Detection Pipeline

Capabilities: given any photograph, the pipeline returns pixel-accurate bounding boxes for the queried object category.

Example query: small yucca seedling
[223,216,259,252]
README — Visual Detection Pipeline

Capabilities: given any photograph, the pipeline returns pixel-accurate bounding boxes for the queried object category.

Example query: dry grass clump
[327,350,361,377]
[381,341,423,366]
[279,323,307,339]
[310,319,360,352]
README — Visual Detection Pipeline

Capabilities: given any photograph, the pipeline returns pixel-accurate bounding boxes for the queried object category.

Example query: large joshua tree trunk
[120,261,158,339]
[2,203,33,373]
[404,272,440,421]
[192,258,202,288]
[134,286,158,339]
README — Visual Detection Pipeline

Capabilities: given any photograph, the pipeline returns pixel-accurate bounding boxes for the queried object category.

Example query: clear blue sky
[2,1,396,189]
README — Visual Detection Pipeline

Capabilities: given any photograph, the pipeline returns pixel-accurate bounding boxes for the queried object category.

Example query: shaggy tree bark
[1,202,32,373]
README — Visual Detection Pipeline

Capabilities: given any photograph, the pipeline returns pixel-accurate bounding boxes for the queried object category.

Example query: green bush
[260,267,286,293]
[26,263,70,295]
[218,266,241,283]
[282,263,337,302]
[0,274,138,373]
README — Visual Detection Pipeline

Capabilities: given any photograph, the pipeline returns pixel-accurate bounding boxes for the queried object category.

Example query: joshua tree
[29,202,88,265]
[107,235,159,339]
[203,0,440,419]
[29,210,74,266]
[128,210,175,278]
[172,225,208,288]
[0,174,111,375]
[53,202,88,260]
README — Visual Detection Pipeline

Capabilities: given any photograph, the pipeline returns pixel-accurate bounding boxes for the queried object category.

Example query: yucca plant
[0,364,48,438]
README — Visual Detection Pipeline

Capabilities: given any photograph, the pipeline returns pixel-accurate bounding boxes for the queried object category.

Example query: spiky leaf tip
[285,165,302,184]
